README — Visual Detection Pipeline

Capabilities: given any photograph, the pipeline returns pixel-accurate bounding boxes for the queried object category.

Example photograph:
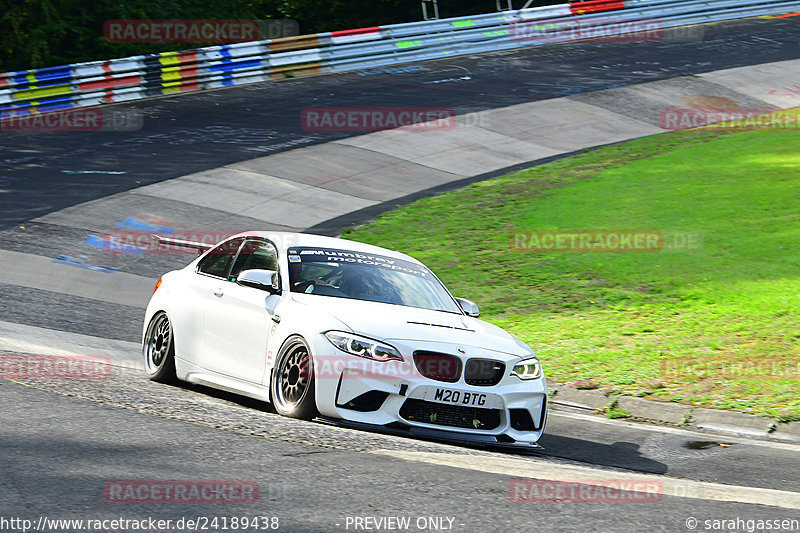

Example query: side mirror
[237,269,281,294]
[454,297,480,318]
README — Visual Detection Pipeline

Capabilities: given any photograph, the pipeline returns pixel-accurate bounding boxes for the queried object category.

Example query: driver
[338,266,377,298]
[289,261,329,289]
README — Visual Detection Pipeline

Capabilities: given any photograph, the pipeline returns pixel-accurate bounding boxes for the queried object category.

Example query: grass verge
[343,127,800,418]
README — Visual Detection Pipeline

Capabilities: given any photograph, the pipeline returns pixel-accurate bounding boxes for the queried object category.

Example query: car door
[202,238,280,384]
[176,237,246,366]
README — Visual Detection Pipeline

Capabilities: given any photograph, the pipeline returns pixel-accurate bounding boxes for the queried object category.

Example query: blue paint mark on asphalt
[52,255,118,273]
[85,235,147,255]
[116,217,178,234]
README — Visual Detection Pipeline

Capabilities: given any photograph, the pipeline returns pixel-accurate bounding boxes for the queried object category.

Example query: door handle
[212,288,224,297]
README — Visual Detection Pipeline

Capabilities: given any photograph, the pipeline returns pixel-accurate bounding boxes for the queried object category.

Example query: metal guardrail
[1,0,799,116]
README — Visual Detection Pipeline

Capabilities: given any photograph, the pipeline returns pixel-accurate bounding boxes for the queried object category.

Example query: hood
[291,293,529,357]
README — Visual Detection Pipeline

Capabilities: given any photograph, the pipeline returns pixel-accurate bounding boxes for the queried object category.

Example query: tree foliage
[0,0,563,73]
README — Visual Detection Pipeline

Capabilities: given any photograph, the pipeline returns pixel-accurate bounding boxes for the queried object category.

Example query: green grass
[343,127,800,418]
[601,399,631,420]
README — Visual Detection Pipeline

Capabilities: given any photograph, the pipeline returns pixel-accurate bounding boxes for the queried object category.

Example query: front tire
[271,337,318,419]
[143,312,177,383]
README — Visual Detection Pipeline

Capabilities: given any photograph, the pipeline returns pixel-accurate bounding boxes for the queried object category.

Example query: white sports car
[143,231,547,445]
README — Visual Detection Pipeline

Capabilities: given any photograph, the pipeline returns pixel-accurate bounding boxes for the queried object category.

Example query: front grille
[464,358,505,386]
[399,398,501,430]
[413,351,462,383]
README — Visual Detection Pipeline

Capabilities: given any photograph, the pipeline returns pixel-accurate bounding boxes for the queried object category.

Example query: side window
[229,240,279,281]
[197,238,245,278]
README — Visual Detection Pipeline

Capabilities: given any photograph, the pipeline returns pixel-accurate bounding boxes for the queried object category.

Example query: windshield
[286,247,462,314]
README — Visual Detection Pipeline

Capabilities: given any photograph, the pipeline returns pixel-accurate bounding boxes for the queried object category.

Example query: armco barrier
[2,0,799,117]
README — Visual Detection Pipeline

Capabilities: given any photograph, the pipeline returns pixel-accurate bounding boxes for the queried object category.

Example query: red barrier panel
[330,26,381,38]
[570,0,626,15]
[78,74,142,92]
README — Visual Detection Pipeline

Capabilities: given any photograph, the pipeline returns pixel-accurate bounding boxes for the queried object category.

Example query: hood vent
[407,321,474,332]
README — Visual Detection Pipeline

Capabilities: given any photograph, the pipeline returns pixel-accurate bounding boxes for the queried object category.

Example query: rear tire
[271,337,318,420]
[143,312,177,383]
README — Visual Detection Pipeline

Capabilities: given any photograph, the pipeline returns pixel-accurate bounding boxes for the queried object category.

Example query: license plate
[423,387,501,409]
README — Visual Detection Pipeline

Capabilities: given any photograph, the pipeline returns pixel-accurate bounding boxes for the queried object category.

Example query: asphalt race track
[2,16,800,229]
[2,14,800,533]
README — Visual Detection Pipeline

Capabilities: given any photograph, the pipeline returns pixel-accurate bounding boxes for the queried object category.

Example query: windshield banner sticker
[289,247,430,278]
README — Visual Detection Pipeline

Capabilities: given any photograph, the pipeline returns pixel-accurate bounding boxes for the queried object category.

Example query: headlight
[511,357,542,380]
[324,331,403,362]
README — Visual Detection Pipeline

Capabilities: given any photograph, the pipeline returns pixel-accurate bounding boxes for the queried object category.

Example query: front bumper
[310,338,548,444]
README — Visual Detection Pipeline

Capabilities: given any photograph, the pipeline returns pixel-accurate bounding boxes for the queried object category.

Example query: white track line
[548,410,800,452]
[0,320,142,370]
[373,450,800,510]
